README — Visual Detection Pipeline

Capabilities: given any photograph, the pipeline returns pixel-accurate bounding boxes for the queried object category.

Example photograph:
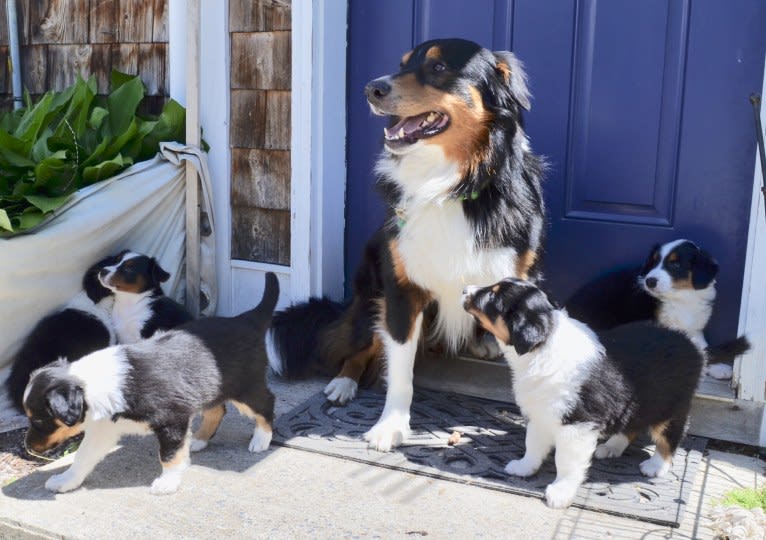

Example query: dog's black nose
[365,78,391,101]
[645,277,657,289]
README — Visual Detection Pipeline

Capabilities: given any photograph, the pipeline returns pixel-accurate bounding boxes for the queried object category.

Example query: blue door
[346,0,766,344]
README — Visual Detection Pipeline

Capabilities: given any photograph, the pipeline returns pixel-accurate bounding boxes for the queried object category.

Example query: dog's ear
[691,249,719,289]
[149,258,170,284]
[507,287,555,355]
[493,51,531,111]
[46,383,85,427]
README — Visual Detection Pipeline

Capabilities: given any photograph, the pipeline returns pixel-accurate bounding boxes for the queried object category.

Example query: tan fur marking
[496,59,512,83]
[649,421,673,461]
[400,50,413,65]
[466,308,511,345]
[515,250,538,281]
[254,413,273,435]
[109,273,148,293]
[491,284,501,294]
[193,404,226,442]
[337,336,383,383]
[162,436,190,469]
[31,420,84,452]
[425,46,442,60]
[672,273,695,290]
[231,401,258,419]
[666,252,679,263]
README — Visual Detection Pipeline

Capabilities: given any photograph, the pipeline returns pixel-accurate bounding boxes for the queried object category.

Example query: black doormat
[272,388,706,527]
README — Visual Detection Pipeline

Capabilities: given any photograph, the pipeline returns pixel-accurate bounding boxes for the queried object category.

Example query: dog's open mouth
[383,111,450,148]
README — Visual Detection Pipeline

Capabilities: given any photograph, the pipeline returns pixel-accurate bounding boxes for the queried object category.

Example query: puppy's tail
[266,297,346,378]
[706,335,750,366]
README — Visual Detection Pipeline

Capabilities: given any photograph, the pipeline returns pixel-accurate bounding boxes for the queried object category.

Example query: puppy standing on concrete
[463,278,704,509]
[23,273,279,495]
[98,250,193,343]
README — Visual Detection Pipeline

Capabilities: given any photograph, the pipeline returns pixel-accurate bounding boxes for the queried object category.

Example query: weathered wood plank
[230,89,267,149]
[30,0,89,45]
[90,0,119,43]
[152,0,169,42]
[20,44,47,95]
[118,0,155,43]
[231,148,290,210]
[230,30,290,90]
[231,207,291,265]
[230,0,291,33]
[265,90,290,150]
[0,3,8,45]
[138,43,167,95]
[0,47,8,93]
[112,42,138,78]
[47,44,115,93]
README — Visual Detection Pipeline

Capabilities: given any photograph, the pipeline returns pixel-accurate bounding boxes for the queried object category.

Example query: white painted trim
[737,55,766,410]
[231,259,292,275]
[290,2,314,304]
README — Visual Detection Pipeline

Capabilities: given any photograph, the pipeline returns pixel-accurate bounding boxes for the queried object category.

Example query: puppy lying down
[463,278,704,509]
[23,273,279,495]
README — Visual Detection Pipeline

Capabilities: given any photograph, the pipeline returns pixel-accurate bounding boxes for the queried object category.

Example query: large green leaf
[0,130,35,167]
[13,91,54,144]
[0,209,12,232]
[82,153,133,184]
[107,76,145,136]
[24,194,71,214]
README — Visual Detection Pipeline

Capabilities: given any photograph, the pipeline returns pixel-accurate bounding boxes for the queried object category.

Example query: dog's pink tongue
[385,113,430,138]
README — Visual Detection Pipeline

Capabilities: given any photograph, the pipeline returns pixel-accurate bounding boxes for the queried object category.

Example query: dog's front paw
[707,363,733,380]
[248,426,272,453]
[45,470,83,493]
[324,377,358,404]
[189,438,208,452]
[150,473,182,495]
[594,443,620,459]
[504,458,539,477]
[545,480,578,509]
[639,455,671,478]
[363,414,410,452]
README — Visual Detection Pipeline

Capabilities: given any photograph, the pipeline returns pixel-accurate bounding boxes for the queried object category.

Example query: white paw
[707,363,733,380]
[545,480,579,509]
[323,377,358,404]
[504,458,539,477]
[45,470,83,493]
[594,443,622,459]
[150,473,182,495]
[248,426,272,453]
[189,438,208,453]
[363,414,410,452]
[639,455,671,478]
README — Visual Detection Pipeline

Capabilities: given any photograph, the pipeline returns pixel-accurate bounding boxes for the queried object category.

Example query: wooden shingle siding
[230,0,292,265]
[0,0,169,114]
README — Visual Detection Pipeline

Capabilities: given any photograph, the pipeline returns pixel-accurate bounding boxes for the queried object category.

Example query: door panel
[346,0,766,344]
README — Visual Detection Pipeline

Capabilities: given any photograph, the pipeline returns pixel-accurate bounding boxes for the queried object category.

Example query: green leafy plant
[718,486,766,511]
[0,72,186,234]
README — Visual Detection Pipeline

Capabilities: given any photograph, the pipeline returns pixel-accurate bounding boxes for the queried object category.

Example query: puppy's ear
[509,310,553,355]
[493,51,531,111]
[46,384,85,427]
[149,258,170,284]
[692,250,719,289]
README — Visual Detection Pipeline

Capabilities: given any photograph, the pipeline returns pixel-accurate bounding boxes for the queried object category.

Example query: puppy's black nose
[645,277,657,289]
[365,78,391,101]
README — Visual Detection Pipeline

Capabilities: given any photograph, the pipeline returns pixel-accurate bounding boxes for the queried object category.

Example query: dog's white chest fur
[112,292,153,343]
[381,148,521,351]
[656,287,715,351]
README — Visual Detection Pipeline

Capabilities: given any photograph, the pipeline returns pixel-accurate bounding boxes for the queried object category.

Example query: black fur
[5,254,118,411]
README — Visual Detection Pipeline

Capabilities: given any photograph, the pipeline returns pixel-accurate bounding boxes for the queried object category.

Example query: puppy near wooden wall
[462,278,705,509]
[22,273,279,495]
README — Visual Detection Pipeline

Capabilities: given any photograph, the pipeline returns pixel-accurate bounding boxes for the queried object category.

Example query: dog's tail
[238,272,280,323]
[266,297,346,378]
[706,335,751,366]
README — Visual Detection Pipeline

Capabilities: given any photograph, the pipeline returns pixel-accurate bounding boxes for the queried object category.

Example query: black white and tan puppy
[5,254,119,412]
[268,38,546,451]
[23,272,279,495]
[463,278,704,509]
[98,250,193,343]
[565,239,748,380]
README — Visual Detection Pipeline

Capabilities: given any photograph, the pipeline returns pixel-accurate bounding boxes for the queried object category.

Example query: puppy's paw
[707,363,733,380]
[189,438,208,453]
[44,470,82,493]
[323,377,358,404]
[363,414,410,452]
[248,426,272,453]
[150,473,182,495]
[639,455,671,478]
[545,480,578,509]
[504,458,539,477]
[594,443,620,459]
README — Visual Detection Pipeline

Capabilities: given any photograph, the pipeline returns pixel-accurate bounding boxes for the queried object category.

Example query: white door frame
[169,1,347,315]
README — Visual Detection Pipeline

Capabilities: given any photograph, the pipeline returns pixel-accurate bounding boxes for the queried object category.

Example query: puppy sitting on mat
[462,278,704,509]
[22,272,279,495]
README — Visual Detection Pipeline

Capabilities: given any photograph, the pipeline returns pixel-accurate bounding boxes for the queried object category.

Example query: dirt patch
[0,428,82,487]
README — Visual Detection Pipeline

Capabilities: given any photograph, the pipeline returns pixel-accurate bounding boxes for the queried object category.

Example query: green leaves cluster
[0,72,185,234]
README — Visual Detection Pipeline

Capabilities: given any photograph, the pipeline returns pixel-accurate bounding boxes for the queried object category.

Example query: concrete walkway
[0,376,763,540]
